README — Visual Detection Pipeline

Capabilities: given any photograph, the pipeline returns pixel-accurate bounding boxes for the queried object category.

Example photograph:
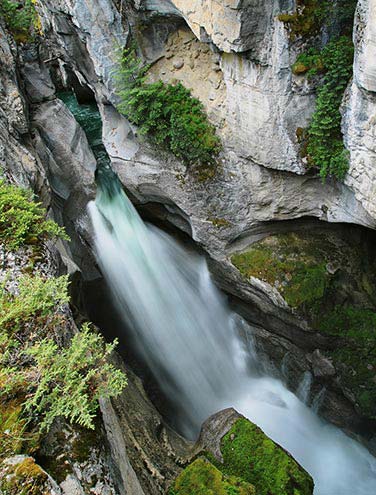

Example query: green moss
[0,400,25,461]
[316,306,376,418]
[231,233,328,309]
[219,419,313,495]
[194,163,218,182]
[292,49,324,77]
[207,217,231,229]
[279,0,356,41]
[0,457,48,495]
[278,0,329,41]
[36,422,100,483]
[170,458,255,495]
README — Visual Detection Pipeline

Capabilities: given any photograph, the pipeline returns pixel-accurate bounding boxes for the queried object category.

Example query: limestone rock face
[169,0,275,56]
[0,24,49,196]
[139,1,311,174]
[0,25,28,135]
[100,364,193,495]
[220,48,313,173]
[354,0,376,92]
[344,0,376,220]
[32,98,95,200]
[37,0,128,99]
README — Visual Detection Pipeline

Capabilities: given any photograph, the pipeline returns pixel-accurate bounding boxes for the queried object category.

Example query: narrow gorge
[0,1,376,495]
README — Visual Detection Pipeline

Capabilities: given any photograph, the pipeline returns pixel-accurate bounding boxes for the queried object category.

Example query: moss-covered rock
[231,229,376,313]
[278,0,356,41]
[170,457,255,495]
[278,0,328,41]
[0,399,25,461]
[231,232,331,311]
[0,456,51,495]
[231,227,376,419]
[317,306,376,417]
[171,410,313,495]
[219,419,313,495]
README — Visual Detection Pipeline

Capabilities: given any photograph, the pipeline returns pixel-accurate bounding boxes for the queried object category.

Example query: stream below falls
[59,92,376,495]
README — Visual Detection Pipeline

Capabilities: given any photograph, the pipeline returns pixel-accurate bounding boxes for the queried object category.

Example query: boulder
[180,408,315,495]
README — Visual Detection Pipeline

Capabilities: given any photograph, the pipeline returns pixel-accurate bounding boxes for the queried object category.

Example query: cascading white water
[89,165,376,495]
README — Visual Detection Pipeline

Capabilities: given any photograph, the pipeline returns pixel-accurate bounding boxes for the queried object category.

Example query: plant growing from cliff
[292,48,324,77]
[0,179,69,251]
[115,47,221,166]
[0,272,127,446]
[279,0,357,41]
[24,323,127,431]
[278,0,330,40]
[0,274,70,333]
[0,0,38,42]
[284,0,357,181]
[306,36,354,180]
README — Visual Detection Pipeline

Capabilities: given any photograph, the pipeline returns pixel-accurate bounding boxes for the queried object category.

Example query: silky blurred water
[88,165,376,495]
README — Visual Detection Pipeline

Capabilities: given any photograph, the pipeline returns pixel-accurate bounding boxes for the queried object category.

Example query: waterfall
[297,371,313,405]
[88,164,376,495]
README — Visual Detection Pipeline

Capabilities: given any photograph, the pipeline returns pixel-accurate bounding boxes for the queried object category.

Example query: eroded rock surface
[344,0,376,220]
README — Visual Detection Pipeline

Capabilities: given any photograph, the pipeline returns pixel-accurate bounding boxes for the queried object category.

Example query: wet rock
[197,408,242,462]
[193,408,314,495]
[32,98,95,200]
[311,350,336,378]
[100,362,193,495]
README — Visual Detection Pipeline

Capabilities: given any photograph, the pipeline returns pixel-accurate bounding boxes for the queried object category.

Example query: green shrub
[0,179,69,251]
[115,48,221,166]
[0,274,70,333]
[284,1,357,180]
[0,273,127,439]
[25,323,127,431]
[306,37,354,180]
[0,0,38,42]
